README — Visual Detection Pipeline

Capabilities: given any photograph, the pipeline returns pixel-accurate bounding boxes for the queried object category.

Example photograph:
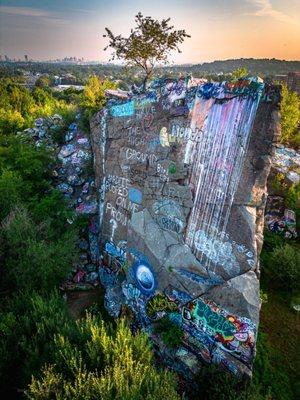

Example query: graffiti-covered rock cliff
[90,77,280,378]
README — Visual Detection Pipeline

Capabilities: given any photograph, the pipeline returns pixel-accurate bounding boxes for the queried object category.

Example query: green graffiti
[168,164,177,174]
[191,300,236,339]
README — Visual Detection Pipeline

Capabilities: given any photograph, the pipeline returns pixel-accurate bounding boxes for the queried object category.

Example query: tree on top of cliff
[103,12,190,90]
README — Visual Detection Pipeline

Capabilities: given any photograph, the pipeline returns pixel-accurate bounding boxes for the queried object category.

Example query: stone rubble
[264,144,299,238]
[21,114,101,290]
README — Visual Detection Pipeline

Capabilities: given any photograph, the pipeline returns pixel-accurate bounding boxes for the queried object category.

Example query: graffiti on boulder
[91,77,279,377]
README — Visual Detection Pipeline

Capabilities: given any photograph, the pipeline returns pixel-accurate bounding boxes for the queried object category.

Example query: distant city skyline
[0,0,299,64]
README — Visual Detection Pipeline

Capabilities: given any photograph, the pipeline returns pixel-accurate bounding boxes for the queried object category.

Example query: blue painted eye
[133,261,156,295]
[136,266,154,289]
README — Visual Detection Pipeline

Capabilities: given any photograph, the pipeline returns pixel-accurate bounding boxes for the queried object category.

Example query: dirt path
[66,288,104,319]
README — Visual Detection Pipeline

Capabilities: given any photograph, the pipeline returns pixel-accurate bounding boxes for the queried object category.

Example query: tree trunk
[142,69,152,92]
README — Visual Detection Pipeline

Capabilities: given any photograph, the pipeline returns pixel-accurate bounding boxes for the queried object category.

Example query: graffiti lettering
[111,101,134,117]
[106,203,127,226]
[125,147,158,165]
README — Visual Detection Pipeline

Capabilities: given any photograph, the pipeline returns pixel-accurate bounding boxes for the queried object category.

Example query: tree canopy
[104,12,190,89]
[280,84,300,149]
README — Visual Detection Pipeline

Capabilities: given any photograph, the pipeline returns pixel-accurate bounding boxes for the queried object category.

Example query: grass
[258,287,300,399]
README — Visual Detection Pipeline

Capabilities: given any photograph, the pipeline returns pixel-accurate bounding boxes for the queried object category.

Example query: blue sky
[0,0,299,62]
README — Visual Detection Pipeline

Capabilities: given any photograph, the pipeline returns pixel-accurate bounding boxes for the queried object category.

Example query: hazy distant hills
[168,58,300,76]
[1,58,299,83]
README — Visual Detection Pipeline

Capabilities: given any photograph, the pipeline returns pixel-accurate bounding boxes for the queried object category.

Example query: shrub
[154,317,183,348]
[265,243,300,291]
[190,363,264,400]
[0,169,22,220]
[0,207,78,294]
[285,183,300,210]
[252,331,294,400]
[0,108,25,135]
[146,293,178,318]
[270,173,287,194]
[280,84,300,149]
[25,316,180,400]
[0,290,75,396]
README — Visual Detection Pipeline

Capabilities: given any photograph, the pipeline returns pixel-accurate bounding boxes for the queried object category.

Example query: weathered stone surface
[202,271,260,326]
[90,77,280,377]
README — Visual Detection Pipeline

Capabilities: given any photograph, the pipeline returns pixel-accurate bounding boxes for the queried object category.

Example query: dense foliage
[0,78,180,399]
[26,317,179,400]
[280,84,300,149]
[0,78,76,135]
[80,76,116,129]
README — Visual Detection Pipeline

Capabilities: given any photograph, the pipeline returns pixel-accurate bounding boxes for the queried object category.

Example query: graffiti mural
[91,76,279,377]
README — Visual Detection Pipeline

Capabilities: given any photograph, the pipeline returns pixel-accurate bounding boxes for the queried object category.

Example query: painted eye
[133,261,156,295]
[136,265,154,290]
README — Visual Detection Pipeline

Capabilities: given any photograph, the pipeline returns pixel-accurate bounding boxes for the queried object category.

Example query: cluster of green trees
[280,84,300,149]
[80,76,116,129]
[2,58,300,83]
[0,75,118,137]
[0,118,80,396]
[0,78,77,136]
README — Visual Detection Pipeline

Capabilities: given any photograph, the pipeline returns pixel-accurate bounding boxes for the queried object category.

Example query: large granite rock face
[90,78,280,378]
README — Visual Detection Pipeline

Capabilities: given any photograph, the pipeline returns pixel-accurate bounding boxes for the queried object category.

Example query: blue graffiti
[128,187,143,204]
[111,101,134,117]
[133,260,157,295]
[175,269,223,287]
[105,242,126,262]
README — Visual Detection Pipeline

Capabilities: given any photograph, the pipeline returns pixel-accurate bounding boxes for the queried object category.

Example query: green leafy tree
[35,75,52,88]
[265,244,300,291]
[280,84,300,148]
[0,207,78,293]
[81,76,116,112]
[231,67,248,82]
[104,12,190,89]
[0,140,53,200]
[0,78,77,136]
[80,76,116,130]
[0,108,25,135]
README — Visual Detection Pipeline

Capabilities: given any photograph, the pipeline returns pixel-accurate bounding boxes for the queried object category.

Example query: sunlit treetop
[104,12,190,89]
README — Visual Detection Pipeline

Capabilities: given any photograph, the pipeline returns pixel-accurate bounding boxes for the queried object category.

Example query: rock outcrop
[90,77,280,377]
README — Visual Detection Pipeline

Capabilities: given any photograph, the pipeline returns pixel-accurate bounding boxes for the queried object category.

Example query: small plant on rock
[146,293,178,318]
[154,316,183,348]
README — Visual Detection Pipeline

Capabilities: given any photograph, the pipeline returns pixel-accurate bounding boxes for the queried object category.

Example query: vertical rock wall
[90,78,280,377]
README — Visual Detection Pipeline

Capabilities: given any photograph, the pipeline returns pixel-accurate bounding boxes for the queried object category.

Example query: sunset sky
[0,0,299,63]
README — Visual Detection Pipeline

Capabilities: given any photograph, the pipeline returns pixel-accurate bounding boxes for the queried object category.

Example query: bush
[0,108,25,135]
[265,243,300,291]
[146,294,178,318]
[154,317,183,348]
[0,207,78,294]
[280,84,300,149]
[189,363,268,400]
[0,169,22,220]
[25,316,180,400]
[0,139,53,201]
[0,290,76,395]
[270,173,287,195]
